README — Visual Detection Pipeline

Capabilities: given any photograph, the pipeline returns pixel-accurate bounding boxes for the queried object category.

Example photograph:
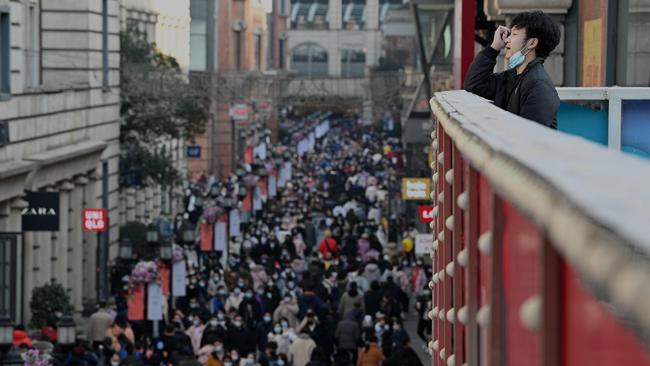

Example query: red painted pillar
[453,0,476,90]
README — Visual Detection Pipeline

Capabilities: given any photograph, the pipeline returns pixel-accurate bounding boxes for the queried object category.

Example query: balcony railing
[427,89,650,366]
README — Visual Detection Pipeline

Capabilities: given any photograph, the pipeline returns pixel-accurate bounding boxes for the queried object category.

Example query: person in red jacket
[319,230,339,259]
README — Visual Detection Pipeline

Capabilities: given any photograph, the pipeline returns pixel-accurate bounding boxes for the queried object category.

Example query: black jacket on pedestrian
[464,46,560,129]
[383,346,423,366]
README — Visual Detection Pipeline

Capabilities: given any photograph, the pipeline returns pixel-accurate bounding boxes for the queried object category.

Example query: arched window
[291,44,328,76]
[341,48,366,77]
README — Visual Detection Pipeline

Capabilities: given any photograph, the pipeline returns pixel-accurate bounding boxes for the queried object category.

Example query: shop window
[291,43,328,76]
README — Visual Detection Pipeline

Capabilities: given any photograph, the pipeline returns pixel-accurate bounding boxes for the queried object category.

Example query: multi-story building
[268,0,289,69]
[187,0,274,179]
[0,0,120,323]
[286,0,402,77]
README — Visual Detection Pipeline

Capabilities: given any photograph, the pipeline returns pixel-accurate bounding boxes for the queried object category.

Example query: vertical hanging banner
[254,143,267,160]
[147,282,163,321]
[253,186,262,211]
[229,209,241,237]
[243,191,253,212]
[127,283,145,321]
[200,222,214,251]
[172,260,187,296]
[258,178,268,199]
[285,162,293,181]
[214,220,228,251]
[244,147,254,164]
[278,166,286,188]
[269,173,277,198]
[159,263,170,296]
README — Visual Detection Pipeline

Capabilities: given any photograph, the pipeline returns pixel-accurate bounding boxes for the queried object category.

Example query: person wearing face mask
[338,282,364,318]
[288,329,316,366]
[225,316,255,357]
[242,353,257,366]
[226,287,244,311]
[201,315,228,347]
[229,351,240,366]
[221,356,233,366]
[197,335,223,366]
[415,286,432,346]
[211,286,229,314]
[390,319,409,351]
[257,341,278,366]
[267,323,291,357]
[186,313,206,354]
[255,312,274,352]
[464,11,561,129]
[238,288,262,329]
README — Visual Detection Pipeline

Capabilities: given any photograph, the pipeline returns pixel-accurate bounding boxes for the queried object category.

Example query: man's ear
[528,38,539,51]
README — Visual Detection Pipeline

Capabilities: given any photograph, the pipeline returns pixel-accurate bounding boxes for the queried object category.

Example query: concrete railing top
[431,90,650,341]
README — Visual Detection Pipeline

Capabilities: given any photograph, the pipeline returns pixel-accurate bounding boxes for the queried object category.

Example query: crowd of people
[11,117,433,366]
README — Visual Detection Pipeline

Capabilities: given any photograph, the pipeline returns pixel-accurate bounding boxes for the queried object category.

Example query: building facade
[186,0,277,180]
[286,0,402,77]
[0,0,120,323]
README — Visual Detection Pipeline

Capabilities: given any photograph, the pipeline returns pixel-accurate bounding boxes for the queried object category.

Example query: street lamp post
[56,315,76,346]
[119,238,133,260]
[159,239,173,261]
[0,314,13,355]
[181,221,196,245]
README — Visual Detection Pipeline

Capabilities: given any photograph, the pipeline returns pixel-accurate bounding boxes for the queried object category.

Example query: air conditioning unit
[0,120,9,147]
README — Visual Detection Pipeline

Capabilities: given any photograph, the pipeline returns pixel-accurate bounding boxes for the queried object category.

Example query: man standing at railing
[464,11,561,129]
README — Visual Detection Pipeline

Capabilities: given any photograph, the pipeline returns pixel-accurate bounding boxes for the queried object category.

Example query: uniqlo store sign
[83,208,107,232]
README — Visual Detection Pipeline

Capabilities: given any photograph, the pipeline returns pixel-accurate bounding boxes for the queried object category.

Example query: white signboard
[285,162,292,182]
[401,178,432,201]
[269,175,277,198]
[172,261,186,296]
[229,209,241,237]
[214,221,227,251]
[254,143,267,160]
[147,282,163,320]
[253,186,262,211]
[415,234,434,255]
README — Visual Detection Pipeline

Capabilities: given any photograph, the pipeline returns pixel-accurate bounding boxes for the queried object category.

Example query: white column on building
[126,188,137,222]
[366,0,379,30]
[145,187,154,221]
[53,182,74,290]
[10,197,28,323]
[136,189,146,222]
[153,185,162,216]
[119,189,127,226]
[82,175,99,304]
[330,0,342,29]
[69,178,85,314]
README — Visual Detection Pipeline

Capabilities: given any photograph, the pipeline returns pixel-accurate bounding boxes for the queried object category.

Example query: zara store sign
[21,191,60,231]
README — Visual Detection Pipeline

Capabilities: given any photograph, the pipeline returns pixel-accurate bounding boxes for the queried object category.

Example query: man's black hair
[509,11,561,59]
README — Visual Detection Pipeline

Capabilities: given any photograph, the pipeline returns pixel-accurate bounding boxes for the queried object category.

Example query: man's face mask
[508,38,534,69]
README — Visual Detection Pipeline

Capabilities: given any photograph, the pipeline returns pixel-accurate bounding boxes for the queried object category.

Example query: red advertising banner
[258,178,268,198]
[158,262,170,296]
[418,205,435,224]
[82,208,107,232]
[243,191,253,212]
[127,283,145,321]
[200,222,214,251]
[244,147,253,164]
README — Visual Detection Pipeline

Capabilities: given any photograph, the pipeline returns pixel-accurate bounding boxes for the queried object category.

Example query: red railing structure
[427,90,650,366]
